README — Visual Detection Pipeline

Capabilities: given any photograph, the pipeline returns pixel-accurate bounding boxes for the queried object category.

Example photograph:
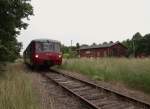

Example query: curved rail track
[41,69,150,109]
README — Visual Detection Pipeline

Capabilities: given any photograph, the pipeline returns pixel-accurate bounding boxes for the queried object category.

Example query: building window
[86,51,91,54]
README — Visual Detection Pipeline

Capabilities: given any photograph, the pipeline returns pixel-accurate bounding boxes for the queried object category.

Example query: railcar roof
[32,39,60,43]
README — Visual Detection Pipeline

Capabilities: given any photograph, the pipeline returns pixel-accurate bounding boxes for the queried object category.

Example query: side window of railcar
[29,43,32,53]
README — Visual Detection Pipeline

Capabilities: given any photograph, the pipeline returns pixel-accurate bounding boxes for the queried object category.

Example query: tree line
[122,32,150,57]
[62,32,150,58]
[0,0,33,63]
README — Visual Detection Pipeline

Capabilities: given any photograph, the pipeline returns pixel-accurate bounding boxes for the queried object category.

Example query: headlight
[58,54,62,58]
[35,54,39,58]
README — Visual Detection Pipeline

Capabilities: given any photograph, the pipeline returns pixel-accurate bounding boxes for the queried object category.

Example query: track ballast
[42,69,150,109]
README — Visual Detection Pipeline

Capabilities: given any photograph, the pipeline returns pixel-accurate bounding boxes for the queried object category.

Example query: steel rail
[41,73,100,109]
[50,69,150,109]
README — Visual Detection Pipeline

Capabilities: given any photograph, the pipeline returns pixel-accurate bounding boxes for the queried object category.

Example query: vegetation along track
[41,69,150,109]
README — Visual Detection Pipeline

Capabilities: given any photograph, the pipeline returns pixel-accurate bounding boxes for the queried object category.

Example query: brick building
[78,42,127,58]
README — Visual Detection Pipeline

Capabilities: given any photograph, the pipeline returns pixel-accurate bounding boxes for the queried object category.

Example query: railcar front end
[24,39,62,68]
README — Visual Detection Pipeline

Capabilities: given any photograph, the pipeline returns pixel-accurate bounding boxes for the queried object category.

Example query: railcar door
[29,42,35,65]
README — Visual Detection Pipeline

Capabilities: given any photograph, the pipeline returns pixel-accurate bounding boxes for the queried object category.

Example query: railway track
[42,69,150,109]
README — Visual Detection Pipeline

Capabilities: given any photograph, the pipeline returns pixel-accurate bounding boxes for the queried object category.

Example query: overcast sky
[18,0,150,51]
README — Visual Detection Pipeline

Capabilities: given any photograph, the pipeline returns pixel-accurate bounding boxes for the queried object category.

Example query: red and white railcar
[23,39,62,68]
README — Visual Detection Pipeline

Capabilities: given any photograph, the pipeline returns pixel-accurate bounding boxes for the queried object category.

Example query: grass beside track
[0,62,40,109]
[60,58,150,94]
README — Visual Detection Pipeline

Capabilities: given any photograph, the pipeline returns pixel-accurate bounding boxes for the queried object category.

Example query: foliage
[122,32,150,57]
[60,58,150,94]
[76,42,80,50]
[61,32,150,58]
[62,43,79,58]
[0,0,33,62]
[63,53,71,59]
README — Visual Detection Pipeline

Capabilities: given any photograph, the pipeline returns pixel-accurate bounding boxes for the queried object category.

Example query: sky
[18,0,150,51]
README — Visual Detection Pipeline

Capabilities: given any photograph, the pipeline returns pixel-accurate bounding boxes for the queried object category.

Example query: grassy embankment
[0,62,40,109]
[60,58,150,94]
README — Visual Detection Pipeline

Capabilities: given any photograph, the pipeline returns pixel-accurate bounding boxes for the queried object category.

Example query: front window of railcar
[54,43,61,52]
[35,42,60,53]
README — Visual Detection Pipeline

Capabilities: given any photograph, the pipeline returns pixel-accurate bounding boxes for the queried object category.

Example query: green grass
[0,63,40,109]
[60,58,150,93]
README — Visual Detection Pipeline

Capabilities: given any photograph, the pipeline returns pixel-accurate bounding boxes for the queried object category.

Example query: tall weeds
[0,63,39,109]
[61,58,150,93]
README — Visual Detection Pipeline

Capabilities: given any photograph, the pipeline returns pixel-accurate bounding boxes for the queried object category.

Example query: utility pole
[70,40,73,57]
[70,40,73,52]
[133,39,136,57]
[71,40,72,48]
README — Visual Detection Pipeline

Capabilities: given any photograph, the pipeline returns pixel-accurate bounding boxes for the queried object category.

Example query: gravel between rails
[55,68,150,104]
[26,71,92,109]
[49,68,150,109]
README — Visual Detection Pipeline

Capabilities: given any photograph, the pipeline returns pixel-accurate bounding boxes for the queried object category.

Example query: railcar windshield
[35,42,61,53]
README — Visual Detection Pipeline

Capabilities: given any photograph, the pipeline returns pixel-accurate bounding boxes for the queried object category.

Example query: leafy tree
[141,34,150,55]
[109,41,113,44]
[0,0,33,62]
[103,42,107,45]
[122,32,150,57]
[76,42,80,49]
[61,45,70,54]
[132,32,142,40]
[92,43,97,46]
[76,43,80,56]
[122,39,133,56]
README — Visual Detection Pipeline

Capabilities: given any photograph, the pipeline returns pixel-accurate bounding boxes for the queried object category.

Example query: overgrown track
[42,69,150,109]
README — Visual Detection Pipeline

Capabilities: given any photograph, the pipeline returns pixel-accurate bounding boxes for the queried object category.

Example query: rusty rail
[41,69,150,109]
